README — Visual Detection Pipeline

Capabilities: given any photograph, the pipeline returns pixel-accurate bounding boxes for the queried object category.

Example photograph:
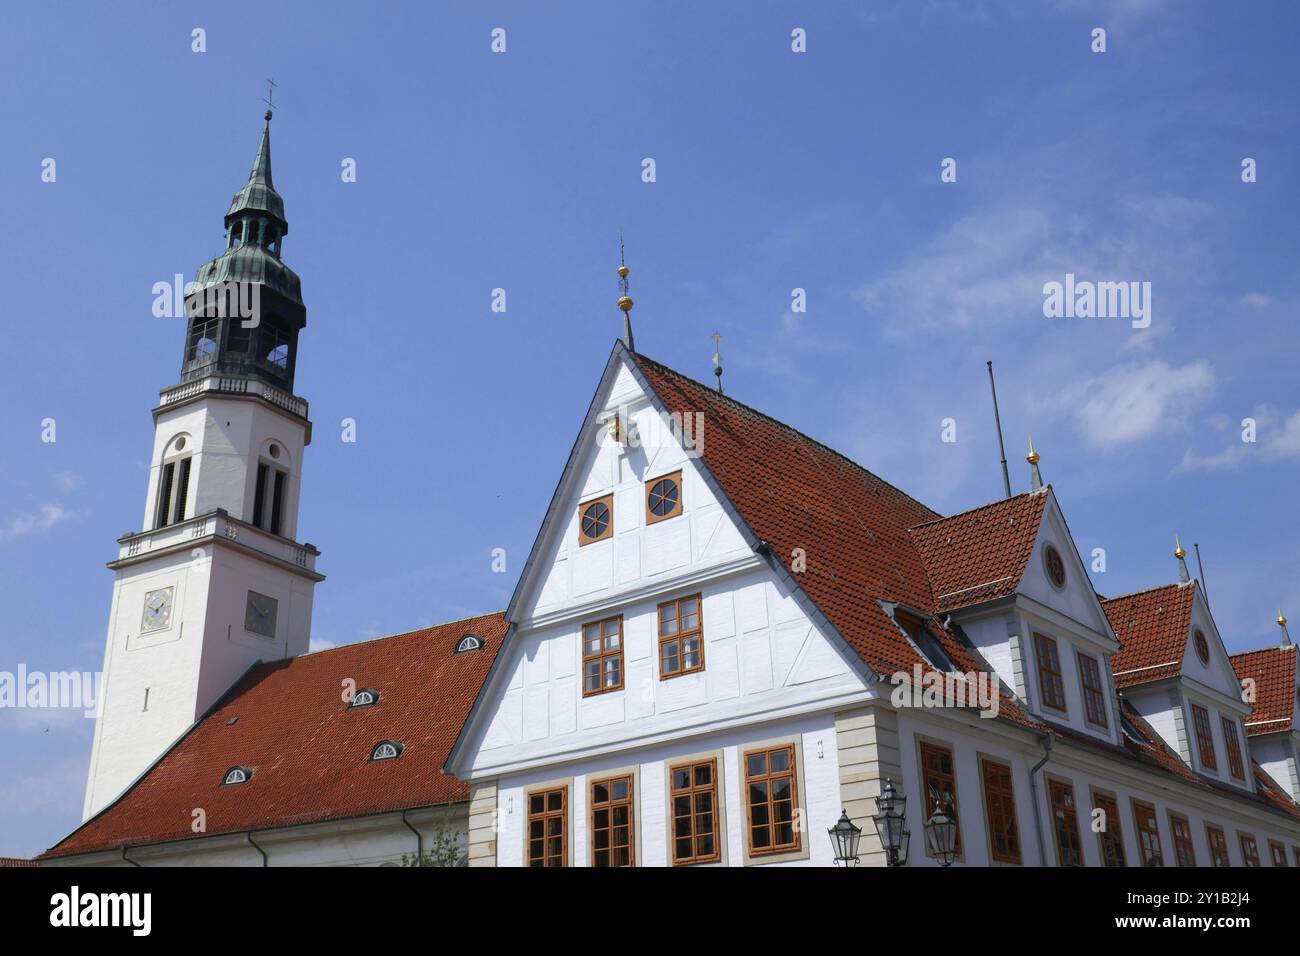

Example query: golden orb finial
[1174,535,1186,560]
[618,264,629,279]
[1027,437,1040,465]
[618,294,634,313]
[1279,609,1288,627]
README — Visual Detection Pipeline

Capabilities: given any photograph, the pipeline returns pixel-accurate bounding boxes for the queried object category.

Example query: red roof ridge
[300,609,506,659]
[907,487,1047,533]
[1230,643,1297,661]
[631,351,941,524]
[1100,580,1195,605]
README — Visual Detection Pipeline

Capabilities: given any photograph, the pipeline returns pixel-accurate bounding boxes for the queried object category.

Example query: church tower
[83,112,323,819]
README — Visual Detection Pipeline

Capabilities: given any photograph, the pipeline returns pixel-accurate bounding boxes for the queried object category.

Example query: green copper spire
[226,110,286,226]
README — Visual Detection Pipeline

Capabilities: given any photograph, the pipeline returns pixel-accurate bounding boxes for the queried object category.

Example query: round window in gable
[222,766,252,786]
[349,688,379,708]
[456,634,484,654]
[646,472,683,523]
[1195,629,1210,666]
[579,496,613,545]
[370,741,404,762]
[1044,545,1067,590]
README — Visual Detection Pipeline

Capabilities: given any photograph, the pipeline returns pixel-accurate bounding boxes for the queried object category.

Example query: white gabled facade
[450,350,879,866]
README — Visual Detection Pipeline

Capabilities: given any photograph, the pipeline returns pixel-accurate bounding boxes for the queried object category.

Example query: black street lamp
[827,809,862,867]
[924,799,959,867]
[871,778,910,867]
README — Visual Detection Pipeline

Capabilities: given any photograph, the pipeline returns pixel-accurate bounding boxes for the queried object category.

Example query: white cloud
[308,637,337,653]
[1180,405,1300,472]
[1240,292,1271,309]
[0,504,81,542]
[1062,360,1214,449]
[51,471,83,494]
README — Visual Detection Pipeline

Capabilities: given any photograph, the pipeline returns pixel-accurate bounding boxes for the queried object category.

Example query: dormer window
[370,741,404,761]
[578,495,613,546]
[1076,652,1109,729]
[1190,703,1217,771]
[455,634,484,654]
[222,767,251,786]
[896,610,956,673]
[1221,716,1246,781]
[349,688,379,708]
[1033,633,1067,713]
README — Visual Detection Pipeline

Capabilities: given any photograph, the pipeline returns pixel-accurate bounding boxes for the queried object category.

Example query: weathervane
[263,78,278,112]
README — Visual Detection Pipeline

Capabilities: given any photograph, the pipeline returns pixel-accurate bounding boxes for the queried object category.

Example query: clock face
[244,590,278,638]
[140,587,174,633]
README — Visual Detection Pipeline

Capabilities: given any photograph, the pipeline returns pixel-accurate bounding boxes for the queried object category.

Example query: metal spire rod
[1194,542,1209,602]
[987,361,1011,499]
[711,332,724,394]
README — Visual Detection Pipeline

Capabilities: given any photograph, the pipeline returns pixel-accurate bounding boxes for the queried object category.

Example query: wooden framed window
[744,745,800,856]
[590,775,634,868]
[658,593,704,678]
[1048,778,1084,867]
[1034,633,1067,713]
[581,615,624,696]
[1076,652,1108,728]
[1132,800,1163,867]
[526,786,568,867]
[1221,716,1245,780]
[645,470,683,524]
[1092,791,1126,867]
[578,493,613,546]
[1168,813,1196,867]
[919,741,962,858]
[669,758,720,865]
[1269,841,1288,867]
[1191,703,1217,771]
[1238,833,1260,867]
[1206,825,1231,867]
[979,757,1021,864]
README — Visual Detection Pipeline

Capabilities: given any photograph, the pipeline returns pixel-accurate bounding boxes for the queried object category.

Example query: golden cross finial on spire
[616,231,634,351]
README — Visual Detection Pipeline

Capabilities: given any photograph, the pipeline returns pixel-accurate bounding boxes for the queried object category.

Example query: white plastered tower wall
[82,391,320,821]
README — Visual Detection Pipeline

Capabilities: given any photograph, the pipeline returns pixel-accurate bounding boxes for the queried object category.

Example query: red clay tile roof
[633,353,944,675]
[0,857,36,867]
[42,611,507,859]
[909,491,1049,611]
[1231,645,1297,737]
[1103,582,1197,688]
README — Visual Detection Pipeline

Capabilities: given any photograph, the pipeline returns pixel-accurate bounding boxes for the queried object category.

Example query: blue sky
[1,0,1298,856]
